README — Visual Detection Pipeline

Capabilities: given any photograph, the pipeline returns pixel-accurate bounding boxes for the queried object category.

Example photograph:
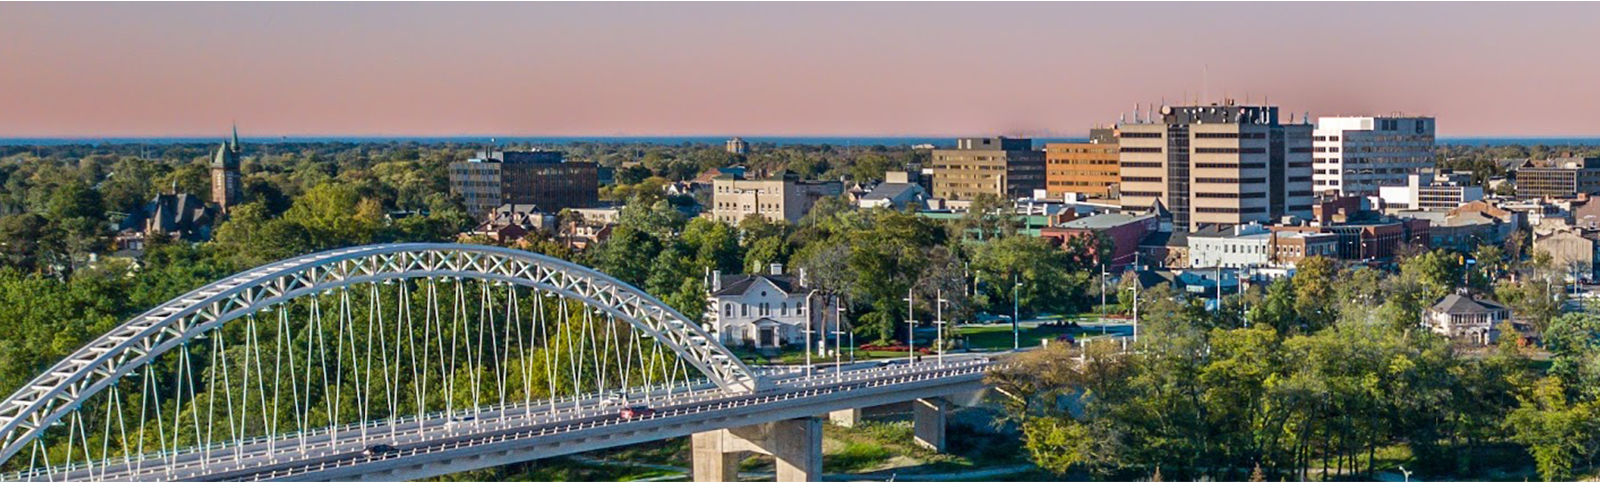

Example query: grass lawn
[956,323,1102,350]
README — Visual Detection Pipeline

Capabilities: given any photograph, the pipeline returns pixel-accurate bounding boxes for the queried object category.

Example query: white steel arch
[0,243,759,466]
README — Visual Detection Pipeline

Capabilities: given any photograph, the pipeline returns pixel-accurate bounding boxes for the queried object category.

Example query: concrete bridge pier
[692,417,823,482]
[827,408,861,427]
[913,397,951,452]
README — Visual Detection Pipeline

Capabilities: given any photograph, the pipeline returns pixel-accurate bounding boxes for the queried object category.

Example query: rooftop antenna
[1203,64,1209,106]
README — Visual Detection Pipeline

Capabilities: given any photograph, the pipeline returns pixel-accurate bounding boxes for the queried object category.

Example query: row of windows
[722,301,805,318]
[1194,132,1267,139]
[1121,162,1163,168]
[1122,176,1162,183]
[1195,192,1266,199]
[1289,147,1312,153]
[1196,177,1267,184]
[1121,132,1163,138]
[1121,191,1161,198]
[1313,136,1342,142]
[1194,163,1266,169]
[1288,176,1313,182]
[1195,207,1267,214]
[1122,147,1163,153]
[1195,147,1267,154]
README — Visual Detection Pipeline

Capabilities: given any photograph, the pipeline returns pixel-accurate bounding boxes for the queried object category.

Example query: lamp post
[1012,274,1022,350]
[835,296,852,364]
[902,287,916,366]
[832,295,844,382]
[936,289,949,367]
[804,289,819,372]
[1124,285,1139,344]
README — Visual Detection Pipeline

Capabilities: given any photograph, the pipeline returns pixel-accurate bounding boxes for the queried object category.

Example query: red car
[620,405,654,420]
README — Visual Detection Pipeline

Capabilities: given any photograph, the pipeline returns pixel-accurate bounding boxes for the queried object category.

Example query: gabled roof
[861,183,921,201]
[1430,294,1508,314]
[712,274,798,296]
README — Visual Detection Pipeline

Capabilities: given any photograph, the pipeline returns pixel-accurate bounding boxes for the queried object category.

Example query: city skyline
[5,2,1600,137]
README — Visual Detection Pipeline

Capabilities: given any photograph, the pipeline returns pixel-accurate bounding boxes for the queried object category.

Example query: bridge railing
[222,363,991,482]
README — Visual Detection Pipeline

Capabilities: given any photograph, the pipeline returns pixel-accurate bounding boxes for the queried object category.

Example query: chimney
[712,271,722,292]
[769,263,784,276]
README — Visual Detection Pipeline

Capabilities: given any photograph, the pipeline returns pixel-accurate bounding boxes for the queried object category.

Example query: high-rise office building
[1117,103,1314,232]
[1313,116,1436,196]
[449,150,599,218]
[1044,128,1120,198]
[929,137,1045,201]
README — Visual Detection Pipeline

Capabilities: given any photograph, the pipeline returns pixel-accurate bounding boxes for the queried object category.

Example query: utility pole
[1100,264,1108,335]
[903,287,916,366]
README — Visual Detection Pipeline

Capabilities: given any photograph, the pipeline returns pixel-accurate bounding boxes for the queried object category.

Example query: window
[781,303,788,316]
[1121,132,1163,138]
[741,304,748,317]
[1122,176,1162,183]
[724,303,732,317]
[1194,147,1266,154]
[1121,147,1163,153]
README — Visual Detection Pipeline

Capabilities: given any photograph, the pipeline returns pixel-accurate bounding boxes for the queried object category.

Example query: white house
[705,265,828,349]
[1425,293,1511,344]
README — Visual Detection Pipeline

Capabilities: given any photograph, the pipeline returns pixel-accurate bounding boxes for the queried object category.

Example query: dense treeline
[991,251,1600,481]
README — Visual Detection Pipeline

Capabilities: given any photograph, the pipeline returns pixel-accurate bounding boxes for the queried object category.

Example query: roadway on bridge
[34,355,992,482]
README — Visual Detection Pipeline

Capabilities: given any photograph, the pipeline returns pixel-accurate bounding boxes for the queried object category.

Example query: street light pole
[1125,285,1140,344]
[836,297,852,364]
[903,287,916,366]
[832,295,844,382]
[935,289,947,366]
[1012,273,1021,351]
[804,289,819,372]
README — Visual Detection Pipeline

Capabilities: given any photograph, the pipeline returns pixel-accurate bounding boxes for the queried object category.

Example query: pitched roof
[712,274,798,296]
[1430,294,1509,314]
[861,183,920,201]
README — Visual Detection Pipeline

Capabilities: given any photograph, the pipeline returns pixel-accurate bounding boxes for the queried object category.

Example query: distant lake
[2,136,1598,148]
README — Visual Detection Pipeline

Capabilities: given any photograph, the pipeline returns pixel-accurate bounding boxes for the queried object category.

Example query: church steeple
[211,125,242,212]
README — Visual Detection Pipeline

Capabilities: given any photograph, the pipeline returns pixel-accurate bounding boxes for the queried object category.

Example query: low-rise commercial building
[710,172,843,224]
[1515,156,1600,199]
[1187,223,1337,269]
[929,137,1045,201]
[1039,212,1158,269]
[449,150,599,218]
[1378,173,1484,211]
[1044,129,1120,198]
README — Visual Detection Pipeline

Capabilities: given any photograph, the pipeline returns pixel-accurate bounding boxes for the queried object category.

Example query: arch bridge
[0,244,989,482]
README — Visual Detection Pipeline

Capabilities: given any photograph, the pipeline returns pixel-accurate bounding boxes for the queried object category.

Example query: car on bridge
[620,405,655,420]
[362,444,396,457]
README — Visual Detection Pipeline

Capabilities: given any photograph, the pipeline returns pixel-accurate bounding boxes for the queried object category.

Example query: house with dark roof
[706,265,829,349]
[1426,293,1511,344]
[115,192,217,252]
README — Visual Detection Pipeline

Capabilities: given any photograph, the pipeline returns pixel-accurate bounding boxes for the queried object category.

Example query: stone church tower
[210,125,242,212]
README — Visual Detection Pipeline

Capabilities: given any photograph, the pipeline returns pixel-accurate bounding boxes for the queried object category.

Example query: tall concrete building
[710,172,843,224]
[1313,116,1436,196]
[929,137,1045,201]
[210,125,243,213]
[449,150,599,218]
[1044,128,1120,198]
[1118,103,1314,232]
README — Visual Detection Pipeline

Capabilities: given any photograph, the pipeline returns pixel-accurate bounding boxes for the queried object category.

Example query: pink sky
[3,2,1598,138]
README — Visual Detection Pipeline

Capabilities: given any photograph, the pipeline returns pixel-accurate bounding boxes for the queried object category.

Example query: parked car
[620,405,655,420]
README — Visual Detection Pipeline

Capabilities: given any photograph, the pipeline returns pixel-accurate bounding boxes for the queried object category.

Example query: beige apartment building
[1044,128,1120,198]
[929,137,1045,201]
[711,173,843,224]
[1118,103,1314,232]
